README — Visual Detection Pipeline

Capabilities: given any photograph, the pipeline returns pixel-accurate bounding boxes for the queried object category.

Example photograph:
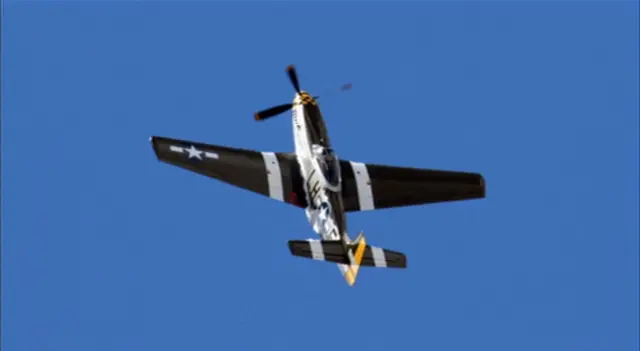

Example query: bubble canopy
[311,144,341,189]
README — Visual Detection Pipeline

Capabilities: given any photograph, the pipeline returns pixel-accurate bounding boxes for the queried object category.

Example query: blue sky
[2,1,638,350]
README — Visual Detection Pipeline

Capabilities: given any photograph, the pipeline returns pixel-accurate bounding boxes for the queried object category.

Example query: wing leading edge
[150,136,308,208]
[339,160,485,212]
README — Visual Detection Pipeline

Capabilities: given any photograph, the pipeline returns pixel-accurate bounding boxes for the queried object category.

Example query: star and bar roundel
[169,144,219,161]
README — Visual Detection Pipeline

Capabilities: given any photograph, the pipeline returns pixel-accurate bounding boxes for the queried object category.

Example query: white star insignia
[185,145,203,160]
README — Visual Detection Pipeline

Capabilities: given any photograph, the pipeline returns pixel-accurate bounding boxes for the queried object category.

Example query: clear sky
[2,1,638,350]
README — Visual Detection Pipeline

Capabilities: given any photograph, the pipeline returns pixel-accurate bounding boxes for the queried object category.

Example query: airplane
[150,65,486,287]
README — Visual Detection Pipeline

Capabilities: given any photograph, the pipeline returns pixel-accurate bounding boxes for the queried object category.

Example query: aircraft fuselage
[291,92,351,246]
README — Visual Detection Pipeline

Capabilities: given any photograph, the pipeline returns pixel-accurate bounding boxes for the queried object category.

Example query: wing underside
[150,136,308,208]
[151,137,484,212]
[339,160,485,212]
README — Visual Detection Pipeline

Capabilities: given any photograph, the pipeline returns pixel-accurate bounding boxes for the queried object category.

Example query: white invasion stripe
[371,247,387,267]
[350,161,375,211]
[308,239,325,260]
[261,152,284,201]
[169,146,184,153]
[204,152,219,159]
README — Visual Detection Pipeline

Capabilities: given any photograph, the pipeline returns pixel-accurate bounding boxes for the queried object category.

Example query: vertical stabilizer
[343,233,367,286]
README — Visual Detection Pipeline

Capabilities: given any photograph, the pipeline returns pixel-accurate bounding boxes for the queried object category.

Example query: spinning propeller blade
[286,65,302,94]
[253,64,350,122]
[254,103,294,121]
[253,64,303,121]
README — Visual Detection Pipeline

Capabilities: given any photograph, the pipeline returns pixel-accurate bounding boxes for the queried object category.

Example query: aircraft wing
[150,136,307,208]
[339,160,485,212]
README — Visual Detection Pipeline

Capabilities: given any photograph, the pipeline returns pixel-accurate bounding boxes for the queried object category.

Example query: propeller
[254,65,350,121]
[286,65,301,94]
[254,103,293,121]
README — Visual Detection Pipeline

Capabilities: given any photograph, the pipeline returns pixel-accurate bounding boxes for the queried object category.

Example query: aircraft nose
[296,91,315,105]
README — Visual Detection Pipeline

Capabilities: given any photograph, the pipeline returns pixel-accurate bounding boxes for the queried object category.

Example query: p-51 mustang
[150,65,485,286]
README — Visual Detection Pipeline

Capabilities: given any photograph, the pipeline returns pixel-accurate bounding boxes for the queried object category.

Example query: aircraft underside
[150,65,486,286]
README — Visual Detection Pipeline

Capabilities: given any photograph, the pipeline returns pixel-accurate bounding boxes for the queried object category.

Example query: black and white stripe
[288,239,406,268]
[308,239,325,260]
[261,152,284,201]
[370,246,387,268]
[349,161,375,211]
[151,136,308,208]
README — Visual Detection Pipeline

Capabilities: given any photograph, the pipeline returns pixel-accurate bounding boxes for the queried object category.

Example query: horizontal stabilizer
[288,239,407,268]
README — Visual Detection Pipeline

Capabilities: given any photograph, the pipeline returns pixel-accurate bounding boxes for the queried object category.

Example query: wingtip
[149,136,160,147]
[478,174,486,198]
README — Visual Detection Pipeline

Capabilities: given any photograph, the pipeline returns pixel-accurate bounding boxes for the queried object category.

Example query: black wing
[150,136,308,208]
[339,160,485,212]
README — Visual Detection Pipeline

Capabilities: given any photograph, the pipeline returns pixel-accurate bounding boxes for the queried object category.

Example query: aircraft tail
[288,233,407,286]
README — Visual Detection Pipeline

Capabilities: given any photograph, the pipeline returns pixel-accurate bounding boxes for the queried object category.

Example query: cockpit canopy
[312,144,341,190]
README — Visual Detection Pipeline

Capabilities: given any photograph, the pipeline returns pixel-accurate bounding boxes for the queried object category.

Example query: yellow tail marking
[345,236,367,287]
[344,268,355,286]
